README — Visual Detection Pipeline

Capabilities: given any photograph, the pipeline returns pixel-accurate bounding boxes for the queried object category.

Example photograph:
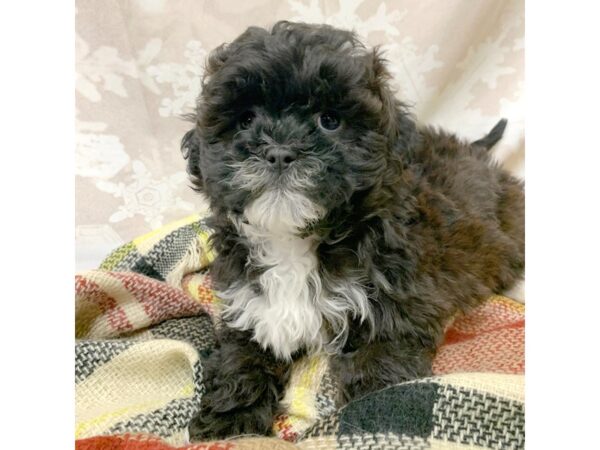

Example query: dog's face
[183,22,417,234]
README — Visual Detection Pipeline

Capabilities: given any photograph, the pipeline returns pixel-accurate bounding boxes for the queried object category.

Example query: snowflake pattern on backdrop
[289,0,405,39]
[76,34,138,102]
[96,161,194,230]
[76,31,208,248]
[76,116,130,179]
[145,40,207,117]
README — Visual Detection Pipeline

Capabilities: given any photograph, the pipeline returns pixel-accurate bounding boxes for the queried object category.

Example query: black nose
[265,147,297,171]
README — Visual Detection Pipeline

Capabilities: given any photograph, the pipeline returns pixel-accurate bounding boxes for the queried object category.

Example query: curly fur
[181,21,524,440]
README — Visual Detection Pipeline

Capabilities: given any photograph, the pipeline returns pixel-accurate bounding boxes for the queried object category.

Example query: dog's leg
[189,327,292,440]
[330,334,436,404]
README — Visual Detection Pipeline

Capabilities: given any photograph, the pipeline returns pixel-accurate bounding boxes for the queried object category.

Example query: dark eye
[318,112,341,131]
[239,111,255,129]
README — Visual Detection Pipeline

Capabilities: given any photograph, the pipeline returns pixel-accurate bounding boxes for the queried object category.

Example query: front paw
[189,407,274,441]
[189,400,275,440]
[189,384,278,441]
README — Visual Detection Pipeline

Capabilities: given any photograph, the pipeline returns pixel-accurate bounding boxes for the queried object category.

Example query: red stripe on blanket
[434,328,524,374]
[108,272,205,324]
[76,275,133,333]
[431,297,525,375]
[442,319,525,345]
[449,302,523,334]
[76,435,235,450]
[273,415,297,442]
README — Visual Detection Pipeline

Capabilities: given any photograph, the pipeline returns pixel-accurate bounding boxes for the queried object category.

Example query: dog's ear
[366,48,418,153]
[180,127,204,192]
[203,26,270,83]
[203,43,231,82]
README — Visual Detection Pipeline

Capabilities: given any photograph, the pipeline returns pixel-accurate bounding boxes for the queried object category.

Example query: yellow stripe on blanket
[277,354,330,434]
[490,294,525,313]
[197,228,216,266]
[76,339,199,439]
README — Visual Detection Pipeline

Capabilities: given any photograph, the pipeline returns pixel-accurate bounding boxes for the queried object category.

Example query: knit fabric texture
[75,213,525,450]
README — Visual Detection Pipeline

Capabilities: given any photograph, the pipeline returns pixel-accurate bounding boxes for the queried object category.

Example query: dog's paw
[188,404,274,441]
[188,383,278,441]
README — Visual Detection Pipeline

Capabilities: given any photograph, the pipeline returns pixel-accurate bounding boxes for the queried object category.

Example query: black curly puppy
[181,21,524,439]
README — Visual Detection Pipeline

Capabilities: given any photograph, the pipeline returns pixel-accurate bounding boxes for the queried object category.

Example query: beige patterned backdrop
[75,0,524,271]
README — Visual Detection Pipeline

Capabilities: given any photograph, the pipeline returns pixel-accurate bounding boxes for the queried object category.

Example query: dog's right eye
[318,112,341,131]
[239,111,255,129]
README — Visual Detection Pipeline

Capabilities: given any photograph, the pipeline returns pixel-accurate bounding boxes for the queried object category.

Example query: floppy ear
[202,26,270,84]
[180,127,204,192]
[367,48,418,153]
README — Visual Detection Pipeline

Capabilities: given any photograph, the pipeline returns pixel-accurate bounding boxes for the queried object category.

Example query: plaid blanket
[75,213,525,450]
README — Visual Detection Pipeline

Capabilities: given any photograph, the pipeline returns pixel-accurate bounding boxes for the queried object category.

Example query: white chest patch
[219,190,373,360]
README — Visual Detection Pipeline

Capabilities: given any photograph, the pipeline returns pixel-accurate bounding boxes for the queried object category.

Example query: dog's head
[182,21,417,235]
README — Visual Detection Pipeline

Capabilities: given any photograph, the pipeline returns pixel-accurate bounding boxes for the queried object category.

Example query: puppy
[181,21,524,439]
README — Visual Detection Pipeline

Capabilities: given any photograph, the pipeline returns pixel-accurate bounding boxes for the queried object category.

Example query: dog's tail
[472,118,508,151]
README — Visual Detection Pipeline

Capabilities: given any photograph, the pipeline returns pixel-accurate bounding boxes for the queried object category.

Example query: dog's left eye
[318,112,341,131]
[239,111,255,129]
